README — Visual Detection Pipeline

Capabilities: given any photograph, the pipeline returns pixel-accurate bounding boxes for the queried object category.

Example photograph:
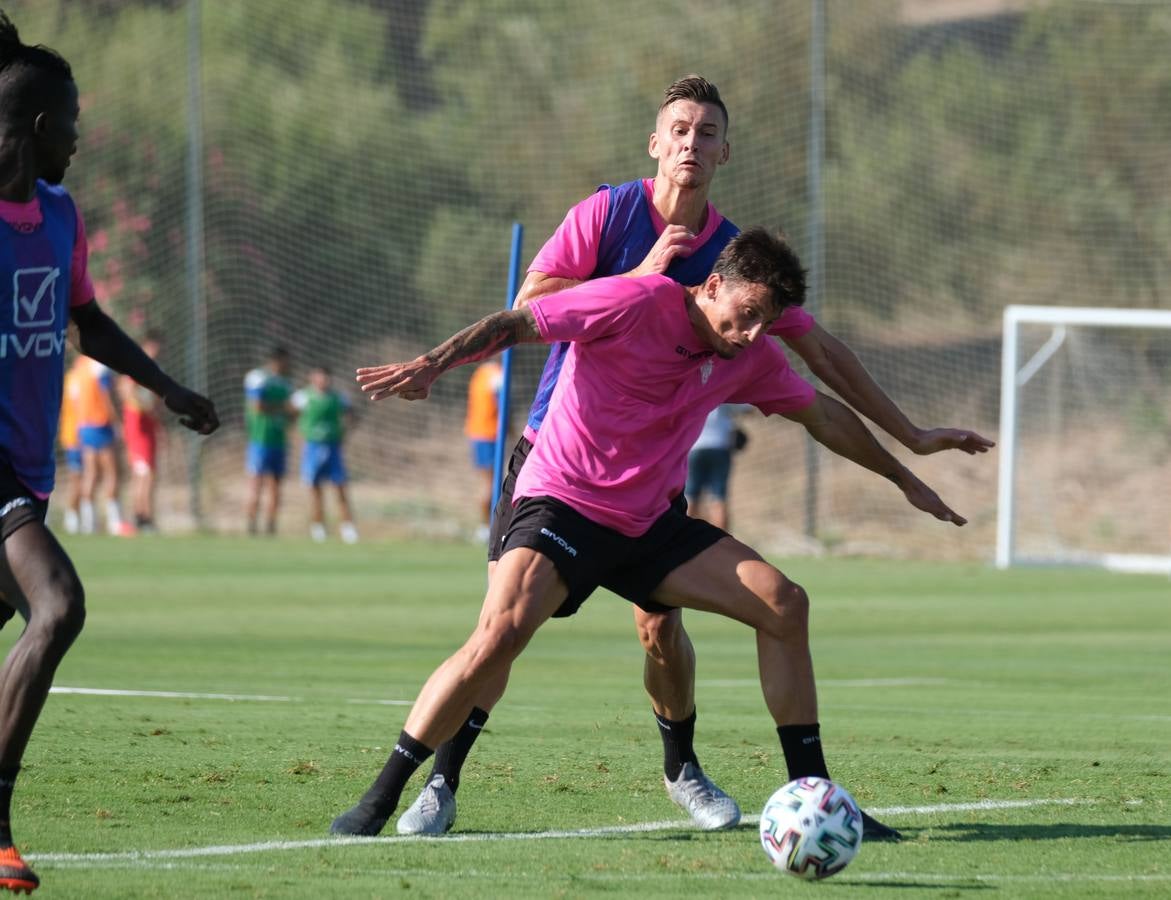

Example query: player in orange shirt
[118,333,163,532]
[464,360,503,541]
[75,355,125,533]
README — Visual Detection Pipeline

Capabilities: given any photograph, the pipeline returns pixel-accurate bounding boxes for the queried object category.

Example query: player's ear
[704,273,722,298]
[719,141,730,166]
[648,131,660,160]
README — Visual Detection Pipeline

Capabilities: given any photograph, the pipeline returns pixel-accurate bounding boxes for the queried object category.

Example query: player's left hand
[164,387,220,435]
[908,427,995,456]
[894,468,967,526]
[356,357,439,402]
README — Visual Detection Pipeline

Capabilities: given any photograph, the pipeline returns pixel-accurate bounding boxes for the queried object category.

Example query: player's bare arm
[69,300,219,434]
[512,271,582,310]
[782,324,994,456]
[357,307,542,402]
[783,391,967,526]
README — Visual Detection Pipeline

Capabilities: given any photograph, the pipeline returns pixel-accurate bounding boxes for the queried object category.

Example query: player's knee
[759,577,809,642]
[635,608,684,664]
[466,620,529,672]
[30,570,86,648]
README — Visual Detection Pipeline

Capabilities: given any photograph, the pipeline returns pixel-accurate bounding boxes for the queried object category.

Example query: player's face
[36,80,80,186]
[649,100,729,190]
[697,275,777,360]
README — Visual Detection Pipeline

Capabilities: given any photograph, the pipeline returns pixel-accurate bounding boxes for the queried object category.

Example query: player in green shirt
[292,366,358,543]
[244,346,294,535]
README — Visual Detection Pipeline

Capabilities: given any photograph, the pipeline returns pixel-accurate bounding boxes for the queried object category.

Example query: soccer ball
[758,777,863,880]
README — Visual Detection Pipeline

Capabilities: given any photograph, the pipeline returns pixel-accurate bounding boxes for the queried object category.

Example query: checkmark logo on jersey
[12,267,60,328]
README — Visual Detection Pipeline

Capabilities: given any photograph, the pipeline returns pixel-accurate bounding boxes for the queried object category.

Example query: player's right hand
[356,357,439,402]
[896,469,967,526]
[628,224,695,276]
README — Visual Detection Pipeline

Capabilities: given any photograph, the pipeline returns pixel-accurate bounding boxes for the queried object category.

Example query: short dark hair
[269,345,291,361]
[659,75,728,131]
[712,228,807,315]
[0,10,74,130]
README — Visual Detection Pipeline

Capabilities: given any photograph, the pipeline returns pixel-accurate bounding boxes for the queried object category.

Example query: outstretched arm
[782,323,994,456]
[70,300,219,434]
[783,391,967,526]
[356,307,543,402]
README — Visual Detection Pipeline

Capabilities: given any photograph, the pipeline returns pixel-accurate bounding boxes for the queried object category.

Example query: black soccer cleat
[329,802,390,837]
[860,809,903,842]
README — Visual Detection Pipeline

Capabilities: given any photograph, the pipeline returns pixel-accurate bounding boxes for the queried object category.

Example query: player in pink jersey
[332,228,965,837]
[398,75,992,841]
[0,13,218,892]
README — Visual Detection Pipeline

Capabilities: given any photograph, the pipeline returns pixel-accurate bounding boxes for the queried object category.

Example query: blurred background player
[117,332,163,532]
[464,359,502,543]
[684,403,751,531]
[291,365,358,544]
[57,354,85,534]
[74,355,125,535]
[243,346,293,535]
[0,9,219,891]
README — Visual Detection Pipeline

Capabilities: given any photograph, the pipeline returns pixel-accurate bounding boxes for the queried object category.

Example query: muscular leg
[0,524,86,767]
[264,476,281,534]
[244,474,262,534]
[635,606,695,721]
[332,547,567,835]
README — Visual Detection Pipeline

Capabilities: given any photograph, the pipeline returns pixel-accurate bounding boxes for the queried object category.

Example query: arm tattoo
[424,308,541,373]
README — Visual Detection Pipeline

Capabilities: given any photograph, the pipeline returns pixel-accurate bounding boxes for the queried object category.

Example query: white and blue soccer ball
[758,777,863,880]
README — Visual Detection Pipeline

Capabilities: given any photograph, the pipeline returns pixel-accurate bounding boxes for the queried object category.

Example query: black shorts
[487,435,534,562]
[502,494,726,618]
[0,459,48,544]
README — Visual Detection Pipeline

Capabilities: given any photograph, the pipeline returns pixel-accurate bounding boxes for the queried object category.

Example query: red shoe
[0,846,38,894]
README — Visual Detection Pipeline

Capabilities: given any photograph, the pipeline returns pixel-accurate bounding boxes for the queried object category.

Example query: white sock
[339,521,359,544]
[63,508,80,534]
[79,500,95,534]
[310,522,327,542]
[105,500,123,534]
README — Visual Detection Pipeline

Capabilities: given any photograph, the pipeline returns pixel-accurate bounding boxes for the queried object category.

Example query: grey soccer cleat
[396,774,457,835]
[664,761,741,830]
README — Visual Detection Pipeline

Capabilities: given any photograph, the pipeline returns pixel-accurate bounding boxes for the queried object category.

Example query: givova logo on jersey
[2,267,67,359]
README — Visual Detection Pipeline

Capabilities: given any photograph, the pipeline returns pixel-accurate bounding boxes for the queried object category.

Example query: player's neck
[651,176,710,233]
[681,285,714,347]
[0,159,37,203]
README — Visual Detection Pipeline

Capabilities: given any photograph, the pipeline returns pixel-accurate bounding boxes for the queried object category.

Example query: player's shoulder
[244,368,270,391]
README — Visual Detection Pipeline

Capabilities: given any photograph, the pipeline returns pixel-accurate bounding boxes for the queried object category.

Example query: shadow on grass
[916,822,1171,842]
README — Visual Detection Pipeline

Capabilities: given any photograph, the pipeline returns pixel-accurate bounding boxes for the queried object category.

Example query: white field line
[49,686,414,706]
[34,861,1171,885]
[29,797,1093,864]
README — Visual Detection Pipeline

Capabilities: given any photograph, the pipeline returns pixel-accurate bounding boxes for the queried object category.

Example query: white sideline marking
[50,686,417,706]
[29,797,1090,864]
[50,687,296,702]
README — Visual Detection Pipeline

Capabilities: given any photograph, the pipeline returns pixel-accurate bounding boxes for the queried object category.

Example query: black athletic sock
[359,732,433,817]
[777,723,831,781]
[430,707,489,794]
[0,767,18,847]
[655,709,699,781]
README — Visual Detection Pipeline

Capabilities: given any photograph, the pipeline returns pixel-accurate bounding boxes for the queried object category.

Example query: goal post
[996,305,1171,574]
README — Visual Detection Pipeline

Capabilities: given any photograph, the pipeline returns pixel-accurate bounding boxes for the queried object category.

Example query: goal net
[997,306,1171,574]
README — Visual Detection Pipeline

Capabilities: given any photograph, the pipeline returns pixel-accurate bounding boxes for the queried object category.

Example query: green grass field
[5,536,1168,898]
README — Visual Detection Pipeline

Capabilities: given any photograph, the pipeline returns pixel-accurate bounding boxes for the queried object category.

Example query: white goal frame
[996,305,1171,575]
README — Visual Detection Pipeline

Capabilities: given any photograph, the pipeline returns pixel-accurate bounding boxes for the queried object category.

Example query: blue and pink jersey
[516,274,815,537]
[523,178,816,438]
[0,181,95,496]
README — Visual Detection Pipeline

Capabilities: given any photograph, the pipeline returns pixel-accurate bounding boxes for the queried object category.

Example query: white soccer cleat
[339,521,359,544]
[664,762,741,830]
[396,774,456,835]
[309,522,327,543]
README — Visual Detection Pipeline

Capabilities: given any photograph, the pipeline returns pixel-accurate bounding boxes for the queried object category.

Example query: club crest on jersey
[12,267,60,328]
[700,359,714,384]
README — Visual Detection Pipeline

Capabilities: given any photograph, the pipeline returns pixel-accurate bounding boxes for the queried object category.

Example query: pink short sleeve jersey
[517,274,815,536]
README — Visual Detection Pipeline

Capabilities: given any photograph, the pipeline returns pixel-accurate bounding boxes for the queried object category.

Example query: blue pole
[490,223,524,518]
